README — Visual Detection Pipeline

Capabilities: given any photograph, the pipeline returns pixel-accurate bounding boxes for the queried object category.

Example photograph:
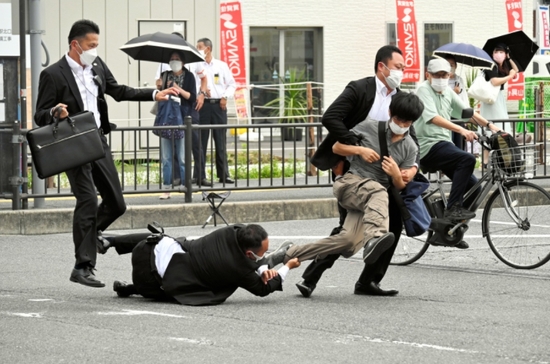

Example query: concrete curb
[0,198,339,235]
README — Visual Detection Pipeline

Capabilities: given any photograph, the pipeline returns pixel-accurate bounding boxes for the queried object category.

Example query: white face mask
[76,42,97,67]
[389,118,410,135]
[198,50,205,57]
[382,63,404,90]
[430,77,448,92]
[169,60,183,73]
[249,251,265,263]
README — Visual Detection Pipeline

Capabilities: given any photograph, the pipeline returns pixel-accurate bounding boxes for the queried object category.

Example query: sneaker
[363,233,394,263]
[262,241,294,268]
[444,203,476,222]
[159,192,171,200]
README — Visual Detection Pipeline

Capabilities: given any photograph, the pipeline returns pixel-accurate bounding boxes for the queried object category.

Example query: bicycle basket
[490,145,537,177]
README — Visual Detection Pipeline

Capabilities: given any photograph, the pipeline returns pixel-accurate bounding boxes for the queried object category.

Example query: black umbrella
[483,30,539,72]
[433,42,494,69]
[120,32,204,64]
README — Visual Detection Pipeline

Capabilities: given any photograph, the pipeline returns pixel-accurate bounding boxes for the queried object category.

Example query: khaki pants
[285,173,389,263]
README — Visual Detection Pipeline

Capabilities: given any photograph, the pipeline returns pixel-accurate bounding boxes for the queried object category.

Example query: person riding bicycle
[415,59,501,223]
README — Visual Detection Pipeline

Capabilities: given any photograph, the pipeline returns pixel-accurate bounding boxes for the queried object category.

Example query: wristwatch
[199,91,207,96]
[222,96,228,100]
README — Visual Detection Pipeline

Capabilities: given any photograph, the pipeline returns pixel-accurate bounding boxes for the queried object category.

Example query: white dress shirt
[65,54,101,128]
[368,76,397,121]
[200,57,236,99]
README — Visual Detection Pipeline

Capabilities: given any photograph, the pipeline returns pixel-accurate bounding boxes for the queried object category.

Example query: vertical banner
[538,6,550,53]
[220,1,248,120]
[506,0,524,101]
[396,0,420,82]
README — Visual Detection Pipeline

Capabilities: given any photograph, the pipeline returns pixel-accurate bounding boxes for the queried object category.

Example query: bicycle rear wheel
[483,181,550,269]
[390,230,430,265]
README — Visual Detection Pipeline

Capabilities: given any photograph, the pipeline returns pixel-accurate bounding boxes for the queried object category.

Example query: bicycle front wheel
[390,230,430,265]
[483,181,550,269]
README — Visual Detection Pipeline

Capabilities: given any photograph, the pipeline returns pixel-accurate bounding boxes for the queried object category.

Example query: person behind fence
[444,55,470,152]
[479,42,519,165]
[195,37,237,184]
[97,224,299,306]
[415,58,501,225]
[154,33,212,187]
[283,92,423,298]
[157,51,197,200]
[303,45,419,298]
[34,19,178,288]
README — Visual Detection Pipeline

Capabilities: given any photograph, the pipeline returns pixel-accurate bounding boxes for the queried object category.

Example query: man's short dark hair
[197,37,213,50]
[374,45,403,74]
[389,92,424,122]
[236,224,268,252]
[68,19,100,45]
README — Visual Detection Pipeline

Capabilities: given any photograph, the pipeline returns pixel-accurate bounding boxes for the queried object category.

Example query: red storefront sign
[396,0,420,82]
[506,0,524,101]
[220,1,248,119]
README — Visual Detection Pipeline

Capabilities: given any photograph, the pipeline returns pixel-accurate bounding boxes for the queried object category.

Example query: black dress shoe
[296,280,316,298]
[191,178,197,184]
[198,178,213,186]
[354,281,398,296]
[363,232,394,263]
[113,280,134,297]
[70,266,105,288]
[218,177,234,184]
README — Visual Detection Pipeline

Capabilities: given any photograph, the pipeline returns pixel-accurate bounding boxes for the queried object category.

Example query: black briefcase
[27,110,105,179]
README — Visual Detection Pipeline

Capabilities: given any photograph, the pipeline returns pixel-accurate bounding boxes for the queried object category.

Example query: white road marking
[7,312,42,318]
[28,299,54,302]
[97,309,188,319]
[336,334,478,353]
[168,337,213,345]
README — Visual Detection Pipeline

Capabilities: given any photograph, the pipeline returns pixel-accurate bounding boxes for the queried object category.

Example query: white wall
[36,0,535,120]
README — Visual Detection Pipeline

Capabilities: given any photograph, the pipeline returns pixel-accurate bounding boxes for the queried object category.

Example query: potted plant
[263,68,311,141]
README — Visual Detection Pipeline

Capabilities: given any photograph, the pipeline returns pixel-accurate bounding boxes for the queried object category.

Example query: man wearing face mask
[100,224,300,306]
[34,19,178,288]
[195,38,237,184]
[299,45,420,298]
[281,93,423,281]
[415,58,501,224]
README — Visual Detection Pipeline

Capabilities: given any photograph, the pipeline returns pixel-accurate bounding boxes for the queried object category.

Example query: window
[424,23,453,71]
[249,27,323,123]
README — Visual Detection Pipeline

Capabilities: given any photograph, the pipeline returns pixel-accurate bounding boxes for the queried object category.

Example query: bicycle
[391,132,550,269]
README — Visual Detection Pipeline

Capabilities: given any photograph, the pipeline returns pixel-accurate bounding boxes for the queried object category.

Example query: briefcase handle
[51,106,76,135]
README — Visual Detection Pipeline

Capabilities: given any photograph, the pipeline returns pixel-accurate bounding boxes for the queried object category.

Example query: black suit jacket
[311,76,419,170]
[34,55,155,134]
[162,225,283,306]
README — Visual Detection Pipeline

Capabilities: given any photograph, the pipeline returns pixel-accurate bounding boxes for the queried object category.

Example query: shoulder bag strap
[378,121,411,220]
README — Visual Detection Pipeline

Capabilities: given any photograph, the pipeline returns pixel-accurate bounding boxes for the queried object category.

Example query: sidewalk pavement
[0,186,338,235]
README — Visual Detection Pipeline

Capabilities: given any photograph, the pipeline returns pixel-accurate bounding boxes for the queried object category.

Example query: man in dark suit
[34,19,178,288]
[101,224,300,306]
[301,45,418,297]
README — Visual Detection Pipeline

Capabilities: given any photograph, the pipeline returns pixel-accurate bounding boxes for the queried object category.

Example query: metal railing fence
[2,117,549,210]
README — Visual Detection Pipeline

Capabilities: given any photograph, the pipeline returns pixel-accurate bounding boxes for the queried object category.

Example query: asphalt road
[1,218,550,364]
